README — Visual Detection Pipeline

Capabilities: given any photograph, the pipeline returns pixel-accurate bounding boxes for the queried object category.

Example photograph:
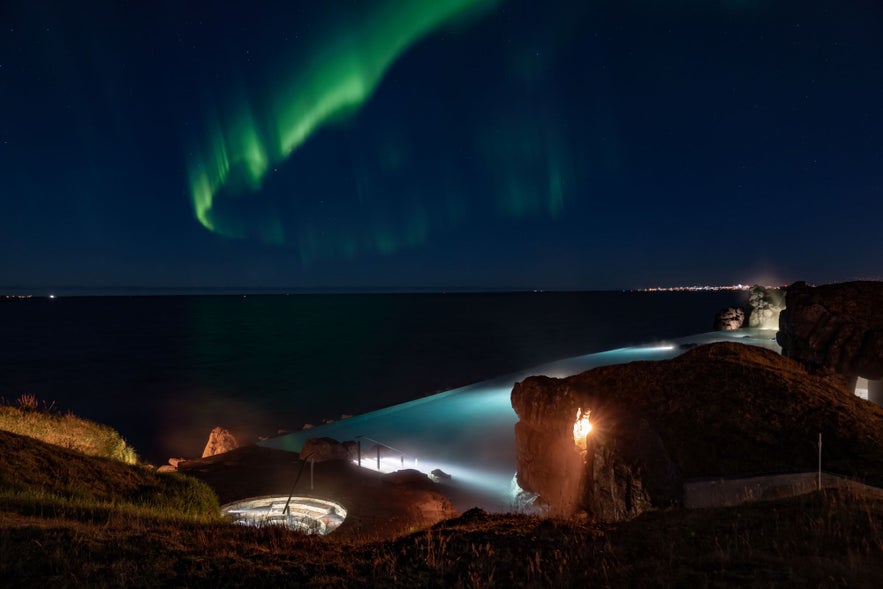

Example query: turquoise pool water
[261,329,780,511]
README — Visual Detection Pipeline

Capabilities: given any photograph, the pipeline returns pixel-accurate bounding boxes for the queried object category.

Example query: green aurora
[187,0,503,252]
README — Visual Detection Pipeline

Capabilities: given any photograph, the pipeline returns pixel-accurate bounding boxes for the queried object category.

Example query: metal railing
[353,435,411,471]
[283,451,316,518]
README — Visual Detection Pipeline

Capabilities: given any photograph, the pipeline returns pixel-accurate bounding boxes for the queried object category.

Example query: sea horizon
[1,291,747,462]
[0,283,766,298]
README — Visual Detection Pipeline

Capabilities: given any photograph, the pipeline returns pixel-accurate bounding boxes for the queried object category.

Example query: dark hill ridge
[512,342,883,518]
[0,429,218,517]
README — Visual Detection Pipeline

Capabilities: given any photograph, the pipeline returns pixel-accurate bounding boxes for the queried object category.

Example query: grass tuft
[0,399,138,464]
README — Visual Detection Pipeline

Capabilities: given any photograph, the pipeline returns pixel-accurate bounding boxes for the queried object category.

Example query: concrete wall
[869,379,883,406]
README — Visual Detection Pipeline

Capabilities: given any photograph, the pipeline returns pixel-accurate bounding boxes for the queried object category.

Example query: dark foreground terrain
[3,361,883,588]
[1,418,882,588]
[2,481,883,587]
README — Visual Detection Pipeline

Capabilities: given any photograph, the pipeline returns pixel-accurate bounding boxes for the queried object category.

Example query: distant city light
[635,283,787,293]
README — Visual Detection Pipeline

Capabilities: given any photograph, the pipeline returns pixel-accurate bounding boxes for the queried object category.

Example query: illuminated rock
[748,285,785,329]
[202,426,247,458]
[778,281,883,380]
[511,342,883,520]
[714,307,745,331]
[407,493,458,527]
[158,457,190,471]
[512,379,678,519]
[429,468,452,482]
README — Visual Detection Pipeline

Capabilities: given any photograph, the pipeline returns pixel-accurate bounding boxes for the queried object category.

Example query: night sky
[3,0,882,292]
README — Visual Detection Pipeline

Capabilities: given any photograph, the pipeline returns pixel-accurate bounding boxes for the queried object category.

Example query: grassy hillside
[1,417,882,586]
[0,395,137,464]
[4,361,883,586]
[0,400,220,522]
[2,485,881,587]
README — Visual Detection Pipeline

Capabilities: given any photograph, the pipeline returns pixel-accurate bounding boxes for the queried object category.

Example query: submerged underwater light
[641,344,676,351]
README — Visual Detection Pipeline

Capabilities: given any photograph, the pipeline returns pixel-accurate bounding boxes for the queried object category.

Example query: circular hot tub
[221,495,347,535]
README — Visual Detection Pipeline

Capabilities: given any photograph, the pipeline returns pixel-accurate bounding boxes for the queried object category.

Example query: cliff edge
[777,280,883,379]
[512,342,883,520]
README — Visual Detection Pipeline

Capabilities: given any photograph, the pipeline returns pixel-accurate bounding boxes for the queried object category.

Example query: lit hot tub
[222,495,347,535]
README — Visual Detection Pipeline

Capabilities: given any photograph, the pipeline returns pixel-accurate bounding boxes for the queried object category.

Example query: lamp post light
[573,408,595,512]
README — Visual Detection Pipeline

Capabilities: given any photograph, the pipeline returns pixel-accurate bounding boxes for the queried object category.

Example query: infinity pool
[261,329,780,511]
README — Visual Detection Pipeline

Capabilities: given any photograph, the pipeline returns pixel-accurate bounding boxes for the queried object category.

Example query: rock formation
[202,426,246,458]
[747,285,785,329]
[383,469,431,486]
[778,281,883,380]
[511,342,883,521]
[512,376,680,520]
[714,307,745,331]
[300,437,356,462]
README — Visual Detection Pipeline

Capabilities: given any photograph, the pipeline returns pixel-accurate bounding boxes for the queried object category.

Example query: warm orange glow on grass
[573,408,592,449]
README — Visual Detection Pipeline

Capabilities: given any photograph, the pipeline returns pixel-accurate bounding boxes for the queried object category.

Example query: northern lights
[4,0,883,290]
[187,0,502,251]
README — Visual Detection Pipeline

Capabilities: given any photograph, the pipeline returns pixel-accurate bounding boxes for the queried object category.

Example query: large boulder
[383,469,431,486]
[748,285,785,329]
[777,281,883,379]
[714,307,745,331]
[511,342,883,521]
[202,426,247,458]
[300,437,356,462]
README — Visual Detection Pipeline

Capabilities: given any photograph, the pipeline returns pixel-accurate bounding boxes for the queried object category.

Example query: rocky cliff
[714,307,745,331]
[511,342,883,520]
[777,281,883,378]
[748,285,785,329]
[202,426,249,458]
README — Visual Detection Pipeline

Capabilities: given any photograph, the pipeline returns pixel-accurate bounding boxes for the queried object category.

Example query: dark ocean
[0,291,745,462]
